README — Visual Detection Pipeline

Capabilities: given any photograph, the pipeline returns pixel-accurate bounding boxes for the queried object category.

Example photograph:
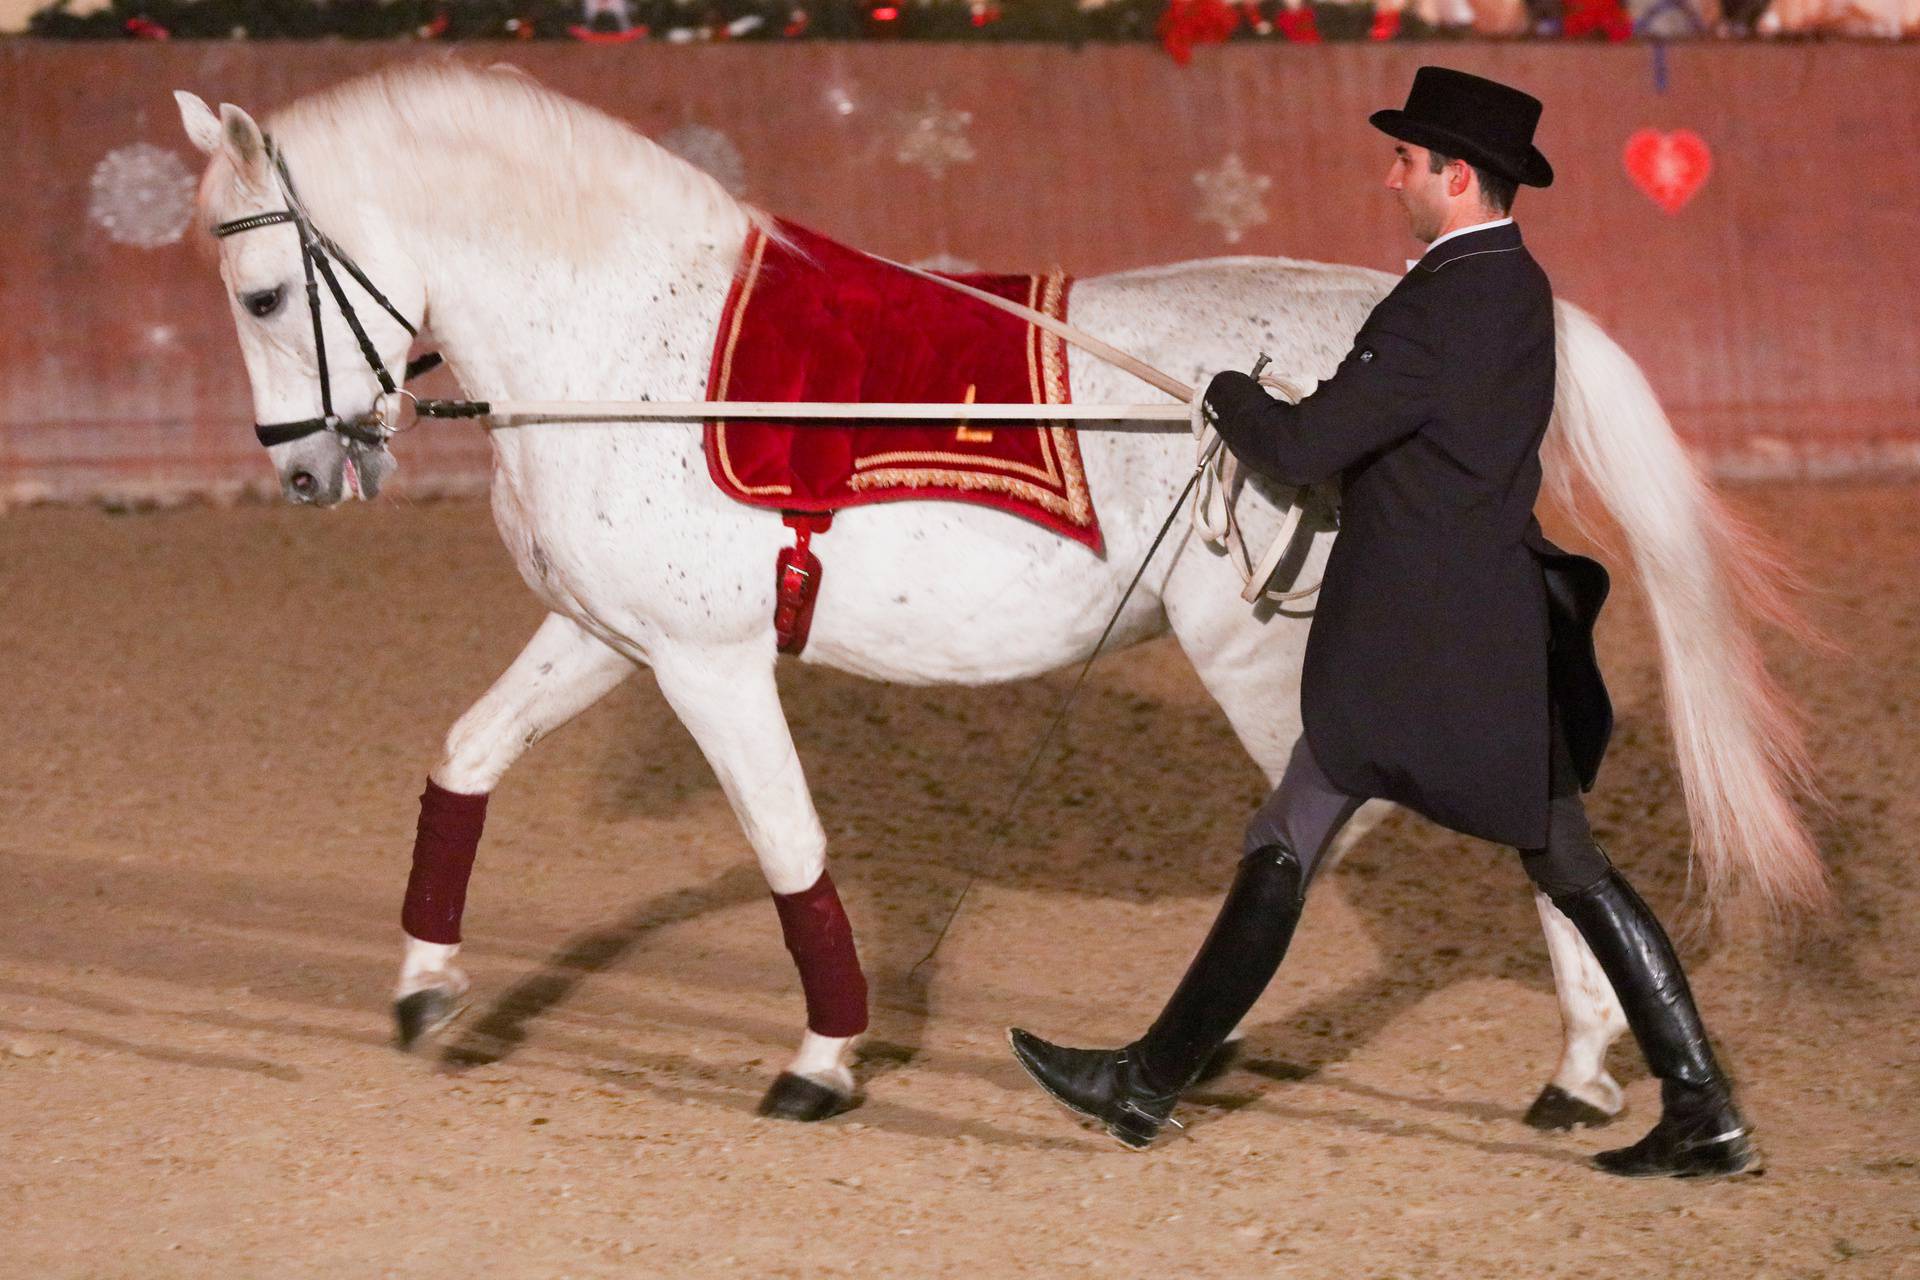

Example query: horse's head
[175,91,421,506]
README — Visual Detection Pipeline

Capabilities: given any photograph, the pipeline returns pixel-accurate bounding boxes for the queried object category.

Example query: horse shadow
[448,640,1882,1129]
[435,862,770,1069]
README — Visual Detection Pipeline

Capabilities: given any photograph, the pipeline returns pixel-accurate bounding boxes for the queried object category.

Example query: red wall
[3,42,1916,503]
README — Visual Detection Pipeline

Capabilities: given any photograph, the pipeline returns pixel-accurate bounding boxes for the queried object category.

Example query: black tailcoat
[1206,222,1612,849]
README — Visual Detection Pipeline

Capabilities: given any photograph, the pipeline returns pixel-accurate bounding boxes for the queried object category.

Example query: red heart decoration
[1623,128,1713,216]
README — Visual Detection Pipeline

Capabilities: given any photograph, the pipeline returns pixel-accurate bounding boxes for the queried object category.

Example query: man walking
[1007,67,1756,1179]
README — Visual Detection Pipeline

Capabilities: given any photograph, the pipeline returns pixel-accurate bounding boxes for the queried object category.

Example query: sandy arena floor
[1,482,1915,1278]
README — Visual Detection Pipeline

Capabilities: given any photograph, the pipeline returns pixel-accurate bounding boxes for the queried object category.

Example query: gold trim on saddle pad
[711,230,791,498]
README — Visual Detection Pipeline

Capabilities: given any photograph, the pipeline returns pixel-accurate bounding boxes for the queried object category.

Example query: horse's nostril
[290,470,316,494]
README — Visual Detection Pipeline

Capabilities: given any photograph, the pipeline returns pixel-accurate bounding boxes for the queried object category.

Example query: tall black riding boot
[1008,844,1305,1150]
[1551,869,1760,1178]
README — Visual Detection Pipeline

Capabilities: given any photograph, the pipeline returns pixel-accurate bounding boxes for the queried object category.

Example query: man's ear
[1448,159,1474,200]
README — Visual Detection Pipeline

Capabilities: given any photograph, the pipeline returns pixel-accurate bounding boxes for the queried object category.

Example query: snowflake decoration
[892,94,976,180]
[1193,153,1273,245]
[88,143,198,249]
[659,123,748,196]
[911,252,982,274]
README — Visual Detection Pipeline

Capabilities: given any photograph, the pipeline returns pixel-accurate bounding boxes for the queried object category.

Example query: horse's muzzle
[277,430,395,505]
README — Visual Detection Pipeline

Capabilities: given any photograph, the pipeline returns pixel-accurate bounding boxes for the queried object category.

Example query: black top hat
[1370,66,1553,189]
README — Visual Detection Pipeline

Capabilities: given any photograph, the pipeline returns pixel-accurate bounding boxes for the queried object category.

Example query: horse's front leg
[393,612,634,1049]
[650,642,865,1122]
[1523,890,1629,1129]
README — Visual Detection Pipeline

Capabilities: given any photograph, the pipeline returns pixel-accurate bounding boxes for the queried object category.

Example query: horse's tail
[1543,302,1831,923]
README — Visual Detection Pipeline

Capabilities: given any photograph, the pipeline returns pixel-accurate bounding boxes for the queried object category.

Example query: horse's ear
[174,91,222,157]
[217,102,272,191]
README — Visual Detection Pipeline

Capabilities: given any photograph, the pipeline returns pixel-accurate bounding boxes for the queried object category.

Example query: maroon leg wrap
[400,780,489,945]
[771,870,869,1037]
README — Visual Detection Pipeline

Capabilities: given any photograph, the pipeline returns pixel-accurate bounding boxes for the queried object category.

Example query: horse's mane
[258,60,766,261]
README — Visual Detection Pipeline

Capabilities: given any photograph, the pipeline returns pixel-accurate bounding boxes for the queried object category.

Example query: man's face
[1385,142,1453,244]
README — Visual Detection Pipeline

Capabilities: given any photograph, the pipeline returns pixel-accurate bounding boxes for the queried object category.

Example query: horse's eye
[242,286,285,319]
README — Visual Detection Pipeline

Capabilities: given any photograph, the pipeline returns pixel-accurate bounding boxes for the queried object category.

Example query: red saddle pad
[703,219,1101,553]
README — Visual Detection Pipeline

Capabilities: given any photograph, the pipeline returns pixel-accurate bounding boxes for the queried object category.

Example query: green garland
[26,0,1452,42]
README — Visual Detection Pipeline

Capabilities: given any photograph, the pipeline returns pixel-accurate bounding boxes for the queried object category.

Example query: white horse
[173,63,1822,1125]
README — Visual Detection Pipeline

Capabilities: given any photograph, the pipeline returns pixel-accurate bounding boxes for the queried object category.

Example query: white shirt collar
[1406,216,1515,273]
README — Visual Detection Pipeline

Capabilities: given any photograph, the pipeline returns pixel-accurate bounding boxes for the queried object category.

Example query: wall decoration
[1157,0,1238,63]
[1623,126,1713,214]
[87,142,197,249]
[1193,153,1273,244]
[892,93,976,179]
[20,0,1914,48]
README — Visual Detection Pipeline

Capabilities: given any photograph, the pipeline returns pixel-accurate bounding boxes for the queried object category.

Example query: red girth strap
[775,512,833,655]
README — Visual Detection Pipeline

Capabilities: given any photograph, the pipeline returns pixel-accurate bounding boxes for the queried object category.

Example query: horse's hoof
[1190,1039,1242,1087]
[756,1071,855,1122]
[1524,1083,1618,1131]
[394,988,468,1052]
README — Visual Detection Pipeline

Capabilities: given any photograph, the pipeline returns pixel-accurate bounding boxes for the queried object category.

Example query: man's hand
[1204,369,1271,429]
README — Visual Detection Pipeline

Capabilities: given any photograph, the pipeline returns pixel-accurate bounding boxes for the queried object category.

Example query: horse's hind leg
[648,642,864,1121]
[1524,891,1628,1128]
[394,612,634,1050]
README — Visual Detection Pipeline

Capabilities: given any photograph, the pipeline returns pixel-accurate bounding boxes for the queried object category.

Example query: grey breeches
[1243,722,1612,896]
[1241,737,1365,879]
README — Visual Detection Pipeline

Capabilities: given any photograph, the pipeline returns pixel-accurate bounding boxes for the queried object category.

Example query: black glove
[1203,370,1272,441]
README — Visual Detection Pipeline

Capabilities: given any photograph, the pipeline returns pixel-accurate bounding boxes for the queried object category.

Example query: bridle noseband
[212,143,443,450]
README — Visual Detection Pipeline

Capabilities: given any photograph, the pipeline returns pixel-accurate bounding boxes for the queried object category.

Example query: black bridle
[212,142,446,449]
